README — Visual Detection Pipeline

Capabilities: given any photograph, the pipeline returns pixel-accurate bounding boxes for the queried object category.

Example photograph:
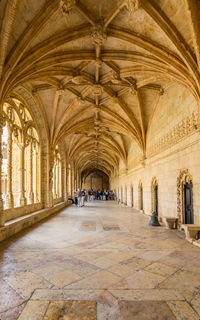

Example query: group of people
[74,189,114,207]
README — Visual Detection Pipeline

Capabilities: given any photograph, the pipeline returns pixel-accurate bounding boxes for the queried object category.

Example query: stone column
[6,123,14,209]
[0,119,5,226]
[71,164,74,196]
[57,159,60,198]
[66,166,70,197]
[53,161,57,199]
[35,148,39,202]
[28,142,34,204]
[19,145,27,206]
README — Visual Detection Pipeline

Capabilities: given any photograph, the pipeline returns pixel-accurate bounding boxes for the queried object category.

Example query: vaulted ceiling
[0,0,200,176]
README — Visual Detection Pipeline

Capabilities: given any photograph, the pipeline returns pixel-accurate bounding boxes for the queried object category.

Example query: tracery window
[1,98,40,209]
[52,146,62,199]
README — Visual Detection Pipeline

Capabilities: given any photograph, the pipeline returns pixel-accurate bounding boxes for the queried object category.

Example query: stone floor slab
[0,201,200,319]
[119,300,176,320]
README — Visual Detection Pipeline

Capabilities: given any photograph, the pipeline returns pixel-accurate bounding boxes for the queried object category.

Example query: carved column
[28,141,34,204]
[53,160,57,199]
[71,163,74,196]
[6,122,14,209]
[57,159,60,198]
[19,145,27,206]
[35,148,39,202]
[66,165,70,197]
[0,118,5,226]
[48,152,54,207]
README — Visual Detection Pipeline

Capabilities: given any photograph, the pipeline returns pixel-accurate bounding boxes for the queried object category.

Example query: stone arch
[177,169,193,227]
[12,86,50,207]
[138,181,143,212]
[151,177,158,214]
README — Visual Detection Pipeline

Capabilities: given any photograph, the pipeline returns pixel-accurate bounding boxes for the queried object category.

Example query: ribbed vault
[0,0,200,179]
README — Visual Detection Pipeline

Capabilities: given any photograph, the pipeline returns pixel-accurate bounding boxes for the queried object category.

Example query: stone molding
[91,23,107,46]
[177,169,193,227]
[147,112,199,157]
[60,0,76,15]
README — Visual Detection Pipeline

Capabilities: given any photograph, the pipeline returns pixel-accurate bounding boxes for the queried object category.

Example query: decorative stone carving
[60,0,76,15]
[124,0,140,12]
[91,23,107,46]
[148,112,199,157]
[92,84,103,97]
[111,71,121,85]
[177,169,192,227]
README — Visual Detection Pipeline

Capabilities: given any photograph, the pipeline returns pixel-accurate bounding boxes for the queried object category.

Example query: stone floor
[0,201,200,319]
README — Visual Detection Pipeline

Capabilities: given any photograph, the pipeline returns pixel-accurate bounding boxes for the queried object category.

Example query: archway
[177,169,193,227]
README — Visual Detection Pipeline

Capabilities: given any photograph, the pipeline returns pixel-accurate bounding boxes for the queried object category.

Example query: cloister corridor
[0,200,200,320]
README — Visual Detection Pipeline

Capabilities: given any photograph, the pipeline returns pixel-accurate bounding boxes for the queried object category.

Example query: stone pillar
[57,159,60,198]
[53,161,57,199]
[0,119,5,226]
[28,142,34,204]
[66,166,70,197]
[71,164,74,196]
[48,153,54,208]
[35,148,39,202]
[19,145,27,206]
[6,123,14,209]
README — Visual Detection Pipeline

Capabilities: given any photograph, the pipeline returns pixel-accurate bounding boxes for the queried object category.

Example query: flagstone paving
[0,200,200,319]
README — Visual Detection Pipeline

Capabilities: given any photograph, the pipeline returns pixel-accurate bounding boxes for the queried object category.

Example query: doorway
[184,182,194,224]
[140,185,143,210]
[154,184,158,215]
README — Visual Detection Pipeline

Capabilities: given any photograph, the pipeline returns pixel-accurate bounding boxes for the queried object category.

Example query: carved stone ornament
[111,71,121,85]
[60,0,76,15]
[0,114,6,128]
[125,0,140,12]
[91,24,107,46]
[92,84,103,97]
[148,112,198,157]
[177,169,192,227]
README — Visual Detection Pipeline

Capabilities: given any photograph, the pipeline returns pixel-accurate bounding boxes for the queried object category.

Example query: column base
[48,191,54,208]
[6,193,14,209]
[28,192,34,204]
[19,196,27,207]
[0,201,5,226]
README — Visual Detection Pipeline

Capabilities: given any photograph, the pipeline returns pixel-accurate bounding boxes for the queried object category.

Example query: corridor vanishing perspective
[1,0,200,318]
[1,201,200,319]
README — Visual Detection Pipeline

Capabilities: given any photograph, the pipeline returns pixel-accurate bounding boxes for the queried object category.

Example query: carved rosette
[91,24,107,46]
[124,0,140,12]
[60,0,76,15]
[92,84,103,97]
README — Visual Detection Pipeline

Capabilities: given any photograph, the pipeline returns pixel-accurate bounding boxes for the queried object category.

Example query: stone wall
[82,172,109,191]
[112,84,200,226]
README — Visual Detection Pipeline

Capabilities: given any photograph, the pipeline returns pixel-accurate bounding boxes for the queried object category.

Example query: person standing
[74,190,78,206]
[77,188,82,207]
[81,189,85,207]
